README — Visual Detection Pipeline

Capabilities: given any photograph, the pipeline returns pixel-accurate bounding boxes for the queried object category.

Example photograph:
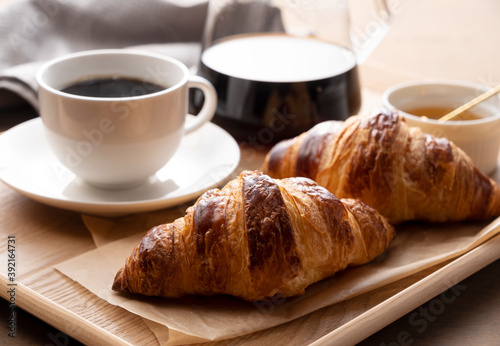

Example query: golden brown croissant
[112,170,394,301]
[262,108,500,224]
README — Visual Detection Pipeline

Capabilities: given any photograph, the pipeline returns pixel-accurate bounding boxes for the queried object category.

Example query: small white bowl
[382,80,500,175]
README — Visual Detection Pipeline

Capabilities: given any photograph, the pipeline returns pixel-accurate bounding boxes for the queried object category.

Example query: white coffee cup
[37,49,217,188]
[382,79,500,175]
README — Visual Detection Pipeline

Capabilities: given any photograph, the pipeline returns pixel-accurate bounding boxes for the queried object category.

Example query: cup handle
[184,75,217,134]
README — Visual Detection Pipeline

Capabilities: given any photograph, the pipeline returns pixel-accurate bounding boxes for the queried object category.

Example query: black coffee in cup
[61,77,165,98]
[198,34,361,141]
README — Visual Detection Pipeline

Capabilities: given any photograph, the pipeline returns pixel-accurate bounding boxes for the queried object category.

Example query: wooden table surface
[1,0,500,345]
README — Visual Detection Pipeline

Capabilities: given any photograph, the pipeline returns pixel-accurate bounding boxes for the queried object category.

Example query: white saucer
[0,117,240,216]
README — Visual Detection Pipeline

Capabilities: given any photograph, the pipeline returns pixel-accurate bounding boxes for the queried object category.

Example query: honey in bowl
[405,106,484,121]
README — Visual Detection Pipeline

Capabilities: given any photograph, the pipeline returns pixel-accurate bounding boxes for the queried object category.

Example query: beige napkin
[56,210,500,345]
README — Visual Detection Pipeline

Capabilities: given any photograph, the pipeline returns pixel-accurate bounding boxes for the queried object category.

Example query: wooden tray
[1,178,500,346]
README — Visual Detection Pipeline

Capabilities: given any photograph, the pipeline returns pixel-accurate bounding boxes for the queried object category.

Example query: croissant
[112,170,394,301]
[262,108,500,224]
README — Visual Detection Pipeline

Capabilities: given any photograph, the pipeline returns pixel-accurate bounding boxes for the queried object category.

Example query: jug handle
[350,0,391,64]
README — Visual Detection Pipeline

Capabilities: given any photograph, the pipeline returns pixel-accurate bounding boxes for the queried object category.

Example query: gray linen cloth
[0,0,209,111]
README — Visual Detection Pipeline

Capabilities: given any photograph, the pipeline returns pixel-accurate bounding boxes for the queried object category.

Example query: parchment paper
[55,211,500,345]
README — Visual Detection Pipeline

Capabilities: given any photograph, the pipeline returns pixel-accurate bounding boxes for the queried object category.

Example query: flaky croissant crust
[263,109,500,224]
[113,171,394,301]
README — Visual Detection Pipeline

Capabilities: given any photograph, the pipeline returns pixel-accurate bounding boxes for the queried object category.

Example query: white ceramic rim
[382,79,500,126]
[0,117,241,216]
[36,48,190,102]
